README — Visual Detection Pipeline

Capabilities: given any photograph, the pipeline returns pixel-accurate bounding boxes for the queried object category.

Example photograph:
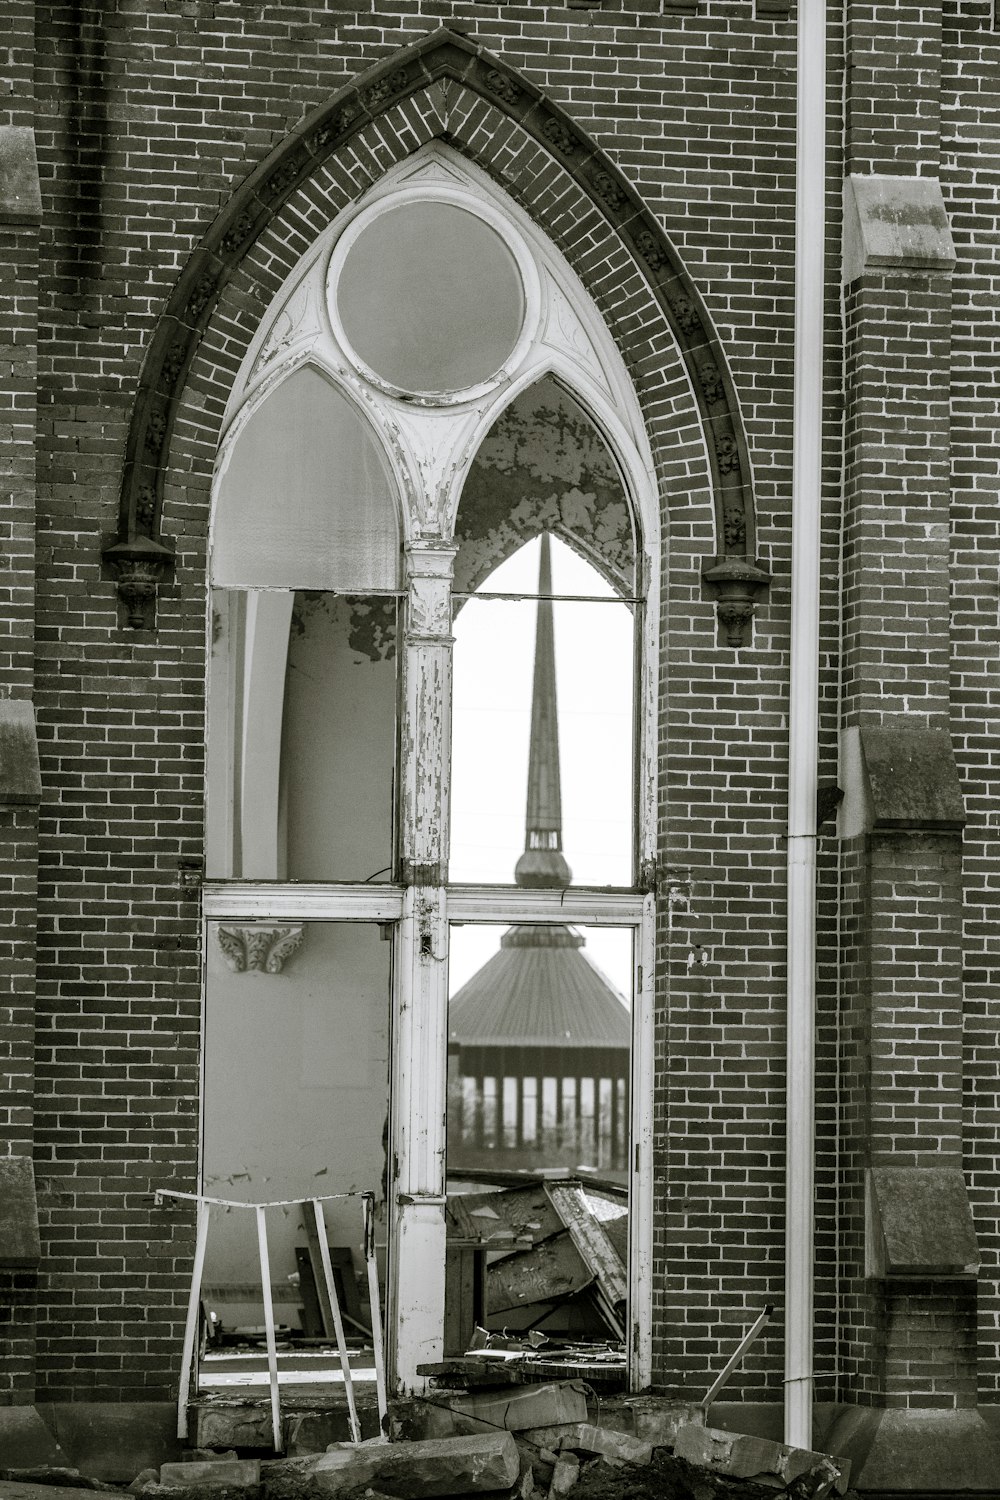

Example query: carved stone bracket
[702,556,771,648]
[102,535,175,630]
[216,924,305,974]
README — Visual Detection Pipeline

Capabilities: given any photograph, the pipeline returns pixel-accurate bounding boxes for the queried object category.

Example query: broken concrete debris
[259,1433,519,1499]
[672,1428,847,1498]
[0,1389,850,1500]
[158,1463,261,1490]
[445,1182,628,1355]
[548,1452,580,1497]
[439,1381,589,1433]
[0,1476,107,1492]
[0,1486,122,1500]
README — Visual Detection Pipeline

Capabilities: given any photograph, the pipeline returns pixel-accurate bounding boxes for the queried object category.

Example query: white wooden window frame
[204,143,662,1393]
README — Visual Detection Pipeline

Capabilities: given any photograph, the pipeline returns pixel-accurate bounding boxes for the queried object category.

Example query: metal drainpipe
[785,0,827,1453]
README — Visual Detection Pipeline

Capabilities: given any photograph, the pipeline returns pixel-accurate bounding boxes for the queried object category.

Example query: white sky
[448,534,635,998]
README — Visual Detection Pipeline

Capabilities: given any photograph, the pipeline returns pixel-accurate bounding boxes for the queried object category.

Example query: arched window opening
[203,151,657,1393]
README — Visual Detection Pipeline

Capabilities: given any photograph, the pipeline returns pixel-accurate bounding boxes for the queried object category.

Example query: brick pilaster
[839,0,976,1422]
[0,0,41,1407]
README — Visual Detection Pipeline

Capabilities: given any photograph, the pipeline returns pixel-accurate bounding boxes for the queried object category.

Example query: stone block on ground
[512,1438,554,1492]
[193,1406,275,1453]
[159,1462,261,1489]
[441,1383,588,1434]
[631,1402,706,1447]
[0,1486,121,1500]
[261,1432,519,1499]
[580,1397,705,1448]
[548,1453,579,1497]
[673,1425,847,1498]
[283,1413,347,1457]
[517,1425,580,1453]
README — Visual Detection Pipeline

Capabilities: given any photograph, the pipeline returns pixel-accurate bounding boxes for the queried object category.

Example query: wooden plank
[294,1247,325,1338]
[255,1206,282,1453]
[311,1199,361,1444]
[545,1183,626,1339]
[303,1203,334,1338]
[177,1198,211,1439]
[362,1193,389,1432]
[486,1233,590,1317]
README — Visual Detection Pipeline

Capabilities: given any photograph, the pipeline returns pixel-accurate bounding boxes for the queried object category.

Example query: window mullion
[390,542,456,1390]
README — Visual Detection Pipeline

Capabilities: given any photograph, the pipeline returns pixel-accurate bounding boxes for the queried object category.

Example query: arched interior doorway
[200,144,659,1393]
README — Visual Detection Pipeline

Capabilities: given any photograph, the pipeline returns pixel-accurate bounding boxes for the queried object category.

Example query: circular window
[334,200,526,396]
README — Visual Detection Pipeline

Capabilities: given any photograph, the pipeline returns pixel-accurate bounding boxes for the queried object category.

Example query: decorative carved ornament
[216,924,305,974]
[103,536,175,630]
[702,557,771,649]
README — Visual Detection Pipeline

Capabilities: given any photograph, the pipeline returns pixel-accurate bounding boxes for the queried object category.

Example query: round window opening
[335,200,526,395]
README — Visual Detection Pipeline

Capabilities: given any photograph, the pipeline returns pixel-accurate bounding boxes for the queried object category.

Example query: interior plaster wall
[202,921,391,1306]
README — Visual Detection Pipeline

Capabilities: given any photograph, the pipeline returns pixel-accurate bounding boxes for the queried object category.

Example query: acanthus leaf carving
[216,924,305,975]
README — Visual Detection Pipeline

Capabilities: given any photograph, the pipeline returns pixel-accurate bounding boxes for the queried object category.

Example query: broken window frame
[203,143,661,1395]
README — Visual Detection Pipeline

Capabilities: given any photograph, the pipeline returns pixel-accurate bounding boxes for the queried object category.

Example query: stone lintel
[843,174,956,284]
[866,1166,979,1280]
[0,126,43,225]
[0,1156,41,1268]
[0,700,42,805]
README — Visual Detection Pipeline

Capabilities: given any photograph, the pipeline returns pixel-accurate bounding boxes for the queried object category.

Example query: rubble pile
[0,1384,852,1500]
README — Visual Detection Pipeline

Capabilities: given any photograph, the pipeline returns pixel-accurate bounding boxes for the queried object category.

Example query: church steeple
[514,533,572,889]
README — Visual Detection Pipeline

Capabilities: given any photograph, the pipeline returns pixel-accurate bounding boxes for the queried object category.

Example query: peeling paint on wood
[455,378,635,600]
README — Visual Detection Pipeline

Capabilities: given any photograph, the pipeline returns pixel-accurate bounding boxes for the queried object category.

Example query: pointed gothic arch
[102,26,768,643]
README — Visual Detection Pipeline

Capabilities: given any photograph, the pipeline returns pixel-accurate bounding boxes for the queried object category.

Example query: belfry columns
[785,0,826,1452]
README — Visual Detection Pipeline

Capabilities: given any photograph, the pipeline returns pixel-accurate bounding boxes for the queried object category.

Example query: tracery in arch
[215,145,657,568]
[107,28,768,648]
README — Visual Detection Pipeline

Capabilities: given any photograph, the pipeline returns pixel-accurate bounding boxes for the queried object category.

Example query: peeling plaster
[454,378,635,601]
[290,591,397,662]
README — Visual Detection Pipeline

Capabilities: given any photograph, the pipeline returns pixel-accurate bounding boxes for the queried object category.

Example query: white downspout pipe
[785,0,827,1453]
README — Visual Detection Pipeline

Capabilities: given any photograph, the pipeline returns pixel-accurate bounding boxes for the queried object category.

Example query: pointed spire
[515,533,572,889]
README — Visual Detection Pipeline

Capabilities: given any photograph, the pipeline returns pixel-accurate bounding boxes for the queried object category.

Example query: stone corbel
[102,535,175,630]
[216,924,305,974]
[702,556,771,648]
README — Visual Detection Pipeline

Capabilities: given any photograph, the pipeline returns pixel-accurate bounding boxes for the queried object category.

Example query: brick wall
[0,1270,38,1406]
[878,1281,978,1410]
[7,0,996,1417]
[23,0,813,1403]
